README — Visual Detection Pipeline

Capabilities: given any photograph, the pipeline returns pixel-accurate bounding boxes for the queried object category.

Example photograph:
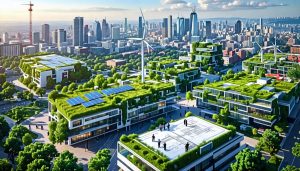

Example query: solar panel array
[67,97,85,106]
[84,91,103,100]
[82,98,105,108]
[101,85,134,96]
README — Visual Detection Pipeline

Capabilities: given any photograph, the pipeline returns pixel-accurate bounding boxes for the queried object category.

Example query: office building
[162,18,168,38]
[118,116,244,171]
[0,43,21,57]
[190,10,199,37]
[235,20,242,34]
[177,17,185,40]
[33,32,40,44]
[94,21,102,41]
[124,18,128,35]
[2,32,9,43]
[138,16,143,38]
[112,27,120,40]
[84,25,89,44]
[260,18,263,34]
[184,18,190,35]
[52,30,58,44]
[57,29,67,47]
[206,21,212,38]
[42,24,50,44]
[23,45,37,55]
[73,17,84,46]
[168,15,173,39]
[102,19,110,39]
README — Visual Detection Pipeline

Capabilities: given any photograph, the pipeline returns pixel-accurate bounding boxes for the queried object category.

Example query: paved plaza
[139,116,228,160]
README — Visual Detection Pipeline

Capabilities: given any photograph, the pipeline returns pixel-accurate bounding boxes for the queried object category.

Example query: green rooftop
[50,82,176,120]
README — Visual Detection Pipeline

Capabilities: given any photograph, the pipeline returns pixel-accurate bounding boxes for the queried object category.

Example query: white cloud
[162,0,187,5]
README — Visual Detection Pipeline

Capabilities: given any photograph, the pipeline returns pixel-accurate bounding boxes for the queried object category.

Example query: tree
[252,128,258,135]
[231,148,265,171]
[46,77,55,89]
[68,83,77,92]
[207,66,214,74]
[113,73,120,80]
[52,151,83,171]
[26,159,50,171]
[227,69,234,75]
[11,108,25,124]
[55,119,69,144]
[88,149,111,171]
[0,74,6,86]
[4,137,22,157]
[61,86,68,93]
[155,74,162,81]
[48,90,59,100]
[55,84,62,91]
[9,125,31,139]
[0,159,12,171]
[0,116,10,141]
[258,68,266,77]
[204,79,210,85]
[22,133,33,146]
[121,73,127,81]
[186,91,194,101]
[36,88,46,97]
[292,142,300,158]
[2,86,16,99]
[164,74,170,82]
[48,121,57,144]
[257,129,281,155]
[287,65,300,80]
[149,71,156,79]
[282,165,300,171]
[16,142,58,171]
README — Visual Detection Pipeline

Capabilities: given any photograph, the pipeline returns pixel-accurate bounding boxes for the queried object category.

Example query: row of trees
[0,82,17,100]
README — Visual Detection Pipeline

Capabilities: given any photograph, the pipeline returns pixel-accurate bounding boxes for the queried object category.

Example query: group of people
[159,122,170,131]
[152,134,167,151]
[183,119,188,126]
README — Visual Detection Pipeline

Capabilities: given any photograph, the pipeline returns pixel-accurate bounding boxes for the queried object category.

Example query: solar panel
[101,85,134,96]
[82,98,105,108]
[84,91,103,100]
[67,97,85,106]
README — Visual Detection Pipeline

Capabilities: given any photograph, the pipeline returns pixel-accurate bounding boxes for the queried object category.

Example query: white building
[0,43,21,57]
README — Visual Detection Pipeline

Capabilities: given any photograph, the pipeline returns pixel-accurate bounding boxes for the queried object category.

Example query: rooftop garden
[243,53,288,65]
[119,116,236,171]
[49,82,175,121]
[195,72,298,100]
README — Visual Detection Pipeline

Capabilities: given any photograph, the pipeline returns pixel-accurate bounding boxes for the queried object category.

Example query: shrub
[274,125,283,133]
[252,128,258,135]
[133,145,141,150]
[185,111,193,117]
[157,158,163,164]
[120,135,129,142]
[148,124,156,131]
[151,155,157,160]
[143,150,149,155]
[128,134,138,140]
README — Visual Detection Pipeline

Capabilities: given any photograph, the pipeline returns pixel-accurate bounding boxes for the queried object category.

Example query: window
[72,120,82,127]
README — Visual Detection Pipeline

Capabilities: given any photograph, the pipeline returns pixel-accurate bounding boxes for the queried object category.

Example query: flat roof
[33,54,82,69]
[138,116,229,160]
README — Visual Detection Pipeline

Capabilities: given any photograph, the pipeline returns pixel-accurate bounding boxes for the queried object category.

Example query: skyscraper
[168,15,173,39]
[138,16,143,38]
[205,21,212,38]
[57,29,67,47]
[73,17,84,46]
[260,18,264,34]
[52,30,58,44]
[41,24,50,44]
[84,25,89,44]
[162,18,168,38]
[33,32,40,44]
[184,18,190,35]
[2,32,9,43]
[177,17,185,40]
[190,10,199,37]
[102,19,110,39]
[94,21,102,41]
[124,18,128,34]
[235,20,242,34]
[111,27,120,40]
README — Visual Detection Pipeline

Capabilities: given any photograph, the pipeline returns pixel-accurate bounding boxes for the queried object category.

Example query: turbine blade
[144,41,154,51]
[140,8,147,39]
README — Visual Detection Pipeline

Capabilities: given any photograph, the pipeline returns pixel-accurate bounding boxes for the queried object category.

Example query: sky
[0,0,299,22]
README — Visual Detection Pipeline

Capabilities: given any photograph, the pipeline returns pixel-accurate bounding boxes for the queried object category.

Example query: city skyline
[0,0,299,22]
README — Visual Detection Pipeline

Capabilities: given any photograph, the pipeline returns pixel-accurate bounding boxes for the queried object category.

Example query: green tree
[149,71,156,79]
[0,116,10,141]
[164,74,170,82]
[231,148,265,171]
[282,165,300,171]
[0,159,12,171]
[54,119,69,144]
[26,159,50,171]
[88,149,111,171]
[0,74,6,86]
[204,79,210,85]
[4,137,22,157]
[48,121,57,144]
[257,129,281,155]
[11,108,25,124]
[121,73,127,81]
[52,151,83,171]
[36,88,46,97]
[68,83,77,92]
[55,84,62,91]
[48,90,59,100]
[186,91,194,101]
[113,73,120,80]
[155,74,162,81]
[16,142,58,171]
[252,128,258,135]
[2,86,16,99]
[46,77,55,89]
[292,142,300,158]
[207,66,214,74]
[287,65,300,80]
[9,125,31,139]
[61,86,68,93]
[22,133,33,146]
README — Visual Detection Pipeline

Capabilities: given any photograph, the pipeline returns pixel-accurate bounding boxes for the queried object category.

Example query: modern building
[260,18,263,34]
[73,17,84,46]
[162,18,168,38]
[190,42,223,67]
[106,59,126,68]
[19,54,88,88]
[124,18,128,35]
[138,16,143,38]
[23,45,37,55]
[177,17,185,40]
[2,32,9,43]
[84,25,89,44]
[168,15,172,39]
[117,116,245,171]
[42,24,50,44]
[94,20,102,41]
[57,29,67,48]
[193,73,299,127]
[48,81,178,145]
[52,30,58,44]
[102,19,110,39]
[33,32,40,44]
[235,20,242,34]
[206,21,212,38]
[190,10,199,37]
[112,27,121,40]
[0,43,21,57]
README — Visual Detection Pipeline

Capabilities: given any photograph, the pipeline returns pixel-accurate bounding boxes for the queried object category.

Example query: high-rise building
[124,18,128,34]
[260,18,264,34]
[138,16,143,38]
[2,32,9,43]
[42,24,50,44]
[52,30,58,44]
[33,32,40,44]
[235,20,242,34]
[73,17,84,46]
[184,18,190,35]
[102,19,110,39]
[0,43,21,57]
[84,25,89,44]
[112,27,120,40]
[168,15,172,39]
[177,17,185,40]
[94,21,102,41]
[206,21,212,38]
[190,10,199,37]
[162,18,168,38]
[57,29,67,47]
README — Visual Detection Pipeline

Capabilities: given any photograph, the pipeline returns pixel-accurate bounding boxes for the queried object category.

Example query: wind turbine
[255,42,274,63]
[128,9,154,83]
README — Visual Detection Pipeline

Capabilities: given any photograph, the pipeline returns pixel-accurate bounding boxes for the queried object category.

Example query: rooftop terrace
[34,54,82,69]
[139,116,228,160]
